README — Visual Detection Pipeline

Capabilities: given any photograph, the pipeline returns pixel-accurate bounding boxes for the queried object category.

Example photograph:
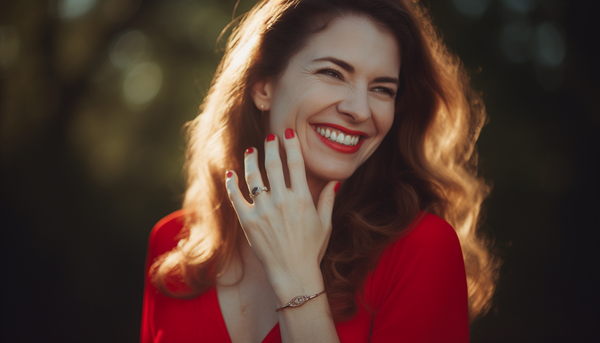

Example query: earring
[260,104,265,116]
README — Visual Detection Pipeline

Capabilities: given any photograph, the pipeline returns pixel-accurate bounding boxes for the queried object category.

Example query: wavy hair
[151,0,500,322]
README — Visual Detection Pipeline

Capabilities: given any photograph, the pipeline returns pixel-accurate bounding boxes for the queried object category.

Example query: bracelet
[275,290,326,312]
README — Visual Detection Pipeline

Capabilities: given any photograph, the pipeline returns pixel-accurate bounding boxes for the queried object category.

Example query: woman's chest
[151,285,372,343]
[217,283,279,343]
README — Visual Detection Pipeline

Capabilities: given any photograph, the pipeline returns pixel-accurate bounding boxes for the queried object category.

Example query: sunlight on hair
[425,106,463,166]
[421,0,497,315]
[231,36,259,72]
[188,232,218,262]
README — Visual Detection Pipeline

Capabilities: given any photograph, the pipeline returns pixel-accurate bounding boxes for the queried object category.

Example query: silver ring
[249,186,268,199]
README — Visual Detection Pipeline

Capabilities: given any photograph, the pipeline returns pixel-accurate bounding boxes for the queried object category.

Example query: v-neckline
[210,286,281,343]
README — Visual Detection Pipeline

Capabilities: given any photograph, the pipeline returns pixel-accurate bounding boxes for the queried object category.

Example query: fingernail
[266,134,275,142]
[284,128,294,139]
[246,147,254,154]
[334,182,340,193]
[226,171,233,178]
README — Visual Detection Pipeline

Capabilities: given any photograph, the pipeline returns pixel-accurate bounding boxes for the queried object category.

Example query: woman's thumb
[317,181,340,227]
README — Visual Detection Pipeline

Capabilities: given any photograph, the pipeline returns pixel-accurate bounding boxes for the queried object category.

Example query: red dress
[141,211,469,342]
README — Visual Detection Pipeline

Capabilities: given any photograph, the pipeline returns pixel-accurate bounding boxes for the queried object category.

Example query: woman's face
[257,15,401,182]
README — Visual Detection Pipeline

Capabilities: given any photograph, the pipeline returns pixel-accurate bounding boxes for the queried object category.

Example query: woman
[142,0,499,342]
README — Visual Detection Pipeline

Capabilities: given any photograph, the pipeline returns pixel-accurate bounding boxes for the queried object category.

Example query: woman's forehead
[293,15,401,75]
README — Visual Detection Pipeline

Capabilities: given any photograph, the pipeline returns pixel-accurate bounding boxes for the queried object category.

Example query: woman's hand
[225,129,338,294]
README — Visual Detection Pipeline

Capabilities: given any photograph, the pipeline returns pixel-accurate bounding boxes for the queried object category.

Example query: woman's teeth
[315,126,360,146]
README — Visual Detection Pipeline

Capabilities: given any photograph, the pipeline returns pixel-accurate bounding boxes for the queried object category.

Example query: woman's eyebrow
[373,76,399,85]
[312,57,399,85]
[312,57,355,72]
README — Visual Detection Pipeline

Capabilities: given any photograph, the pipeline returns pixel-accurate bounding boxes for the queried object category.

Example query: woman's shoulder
[384,212,460,259]
[365,212,467,318]
[147,209,191,261]
[367,212,464,294]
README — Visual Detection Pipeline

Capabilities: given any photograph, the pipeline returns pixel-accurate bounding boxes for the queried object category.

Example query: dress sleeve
[140,210,188,343]
[369,214,470,343]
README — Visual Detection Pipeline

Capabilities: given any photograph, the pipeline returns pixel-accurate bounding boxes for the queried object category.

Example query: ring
[249,186,268,199]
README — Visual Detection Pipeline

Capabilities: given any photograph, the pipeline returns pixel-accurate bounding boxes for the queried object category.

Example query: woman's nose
[336,89,371,123]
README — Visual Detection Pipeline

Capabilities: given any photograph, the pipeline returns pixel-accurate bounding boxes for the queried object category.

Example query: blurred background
[0,0,598,342]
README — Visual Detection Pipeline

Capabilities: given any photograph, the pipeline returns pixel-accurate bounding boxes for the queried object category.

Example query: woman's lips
[313,123,368,137]
[310,125,364,154]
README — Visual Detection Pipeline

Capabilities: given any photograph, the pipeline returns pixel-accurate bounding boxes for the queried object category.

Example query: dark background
[1,0,598,342]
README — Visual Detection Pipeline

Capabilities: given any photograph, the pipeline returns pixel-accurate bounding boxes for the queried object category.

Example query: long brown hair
[151,0,500,323]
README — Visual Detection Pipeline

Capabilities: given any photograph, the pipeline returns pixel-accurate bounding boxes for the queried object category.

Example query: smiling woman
[141,1,499,342]
[252,15,399,192]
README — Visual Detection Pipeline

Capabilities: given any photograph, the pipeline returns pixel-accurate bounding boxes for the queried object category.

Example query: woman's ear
[251,79,273,111]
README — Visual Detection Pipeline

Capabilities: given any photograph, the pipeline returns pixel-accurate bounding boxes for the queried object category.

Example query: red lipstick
[312,123,369,137]
[311,125,365,154]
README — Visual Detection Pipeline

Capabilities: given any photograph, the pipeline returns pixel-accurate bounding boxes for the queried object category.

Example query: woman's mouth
[315,125,361,146]
[310,124,365,154]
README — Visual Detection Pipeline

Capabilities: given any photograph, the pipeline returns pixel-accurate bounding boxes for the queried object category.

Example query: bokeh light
[187,7,232,51]
[122,62,163,106]
[501,0,536,13]
[496,1,567,91]
[534,22,565,68]
[57,0,98,20]
[499,21,533,63]
[68,106,132,185]
[153,0,232,52]
[110,30,149,70]
[452,0,491,19]
[0,26,20,70]
[100,0,142,23]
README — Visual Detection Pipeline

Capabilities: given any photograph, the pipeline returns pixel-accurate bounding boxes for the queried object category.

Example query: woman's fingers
[225,170,251,220]
[317,181,339,228]
[282,129,310,195]
[315,180,339,262]
[264,134,286,199]
[244,147,268,205]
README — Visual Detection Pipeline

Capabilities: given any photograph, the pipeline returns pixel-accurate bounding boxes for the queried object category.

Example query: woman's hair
[151,0,500,322]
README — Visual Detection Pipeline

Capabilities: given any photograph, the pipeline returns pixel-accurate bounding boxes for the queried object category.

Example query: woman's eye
[319,68,343,79]
[373,87,396,97]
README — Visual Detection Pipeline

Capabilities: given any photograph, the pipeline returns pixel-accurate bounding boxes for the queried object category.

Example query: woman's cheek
[303,83,342,107]
[374,103,396,134]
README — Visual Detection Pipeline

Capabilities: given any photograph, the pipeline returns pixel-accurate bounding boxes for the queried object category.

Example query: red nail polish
[226,171,233,178]
[334,182,340,193]
[246,147,254,154]
[284,129,294,139]
[267,134,275,142]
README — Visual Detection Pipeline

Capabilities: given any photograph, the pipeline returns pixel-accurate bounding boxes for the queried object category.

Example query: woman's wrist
[268,266,325,307]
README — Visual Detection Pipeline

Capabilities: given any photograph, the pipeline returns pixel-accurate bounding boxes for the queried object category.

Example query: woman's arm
[225,129,341,343]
